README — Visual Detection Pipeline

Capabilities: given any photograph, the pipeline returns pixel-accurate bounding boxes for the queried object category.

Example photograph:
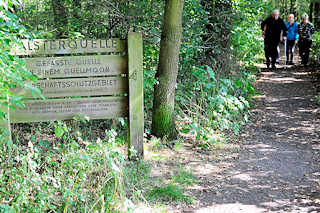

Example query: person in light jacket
[285,14,299,65]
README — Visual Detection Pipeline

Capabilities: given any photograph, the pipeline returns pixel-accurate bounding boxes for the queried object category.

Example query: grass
[147,184,192,203]
[172,165,197,186]
[148,136,166,151]
[146,164,196,205]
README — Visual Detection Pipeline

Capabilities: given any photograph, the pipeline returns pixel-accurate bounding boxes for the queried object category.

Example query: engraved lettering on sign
[18,39,122,55]
[25,55,127,78]
[12,77,127,98]
[21,99,122,114]
[34,79,118,89]
[10,97,128,123]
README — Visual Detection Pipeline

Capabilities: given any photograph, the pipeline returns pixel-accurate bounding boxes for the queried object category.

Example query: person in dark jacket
[285,14,299,65]
[261,9,287,69]
[298,13,315,65]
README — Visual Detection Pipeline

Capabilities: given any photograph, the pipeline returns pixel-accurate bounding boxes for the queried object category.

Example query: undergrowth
[176,66,257,149]
[0,120,149,213]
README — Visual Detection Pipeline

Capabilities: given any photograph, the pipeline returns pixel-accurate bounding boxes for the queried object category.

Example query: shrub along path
[143,64,320,213]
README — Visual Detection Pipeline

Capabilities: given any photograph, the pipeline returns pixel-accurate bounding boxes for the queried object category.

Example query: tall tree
[290,0,295,14]
[310,2,314,23]
[151,0,184,139]
[315,2,320,29]
[200,0,233,72]
[51,0,68,38]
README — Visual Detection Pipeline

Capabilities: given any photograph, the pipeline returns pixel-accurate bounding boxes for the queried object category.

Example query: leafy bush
[310,32,320,65]
[177,65,256,143]
[0,2,41,140]
[231,0,272,64]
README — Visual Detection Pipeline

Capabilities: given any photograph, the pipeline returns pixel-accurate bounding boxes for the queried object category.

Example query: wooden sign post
[4,33,144,159]
[128,32,144,159]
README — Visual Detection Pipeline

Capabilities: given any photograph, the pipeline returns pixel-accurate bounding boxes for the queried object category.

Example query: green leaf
[182,128,190,133]
[55,126,65,138]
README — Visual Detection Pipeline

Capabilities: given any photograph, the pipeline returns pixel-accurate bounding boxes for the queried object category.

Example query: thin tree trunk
[72,0,81,20]
[52,0,68,38]
[290,0,294,14]
[212,0,233,72]
[200,0,232,72]
[151,0,184,140]
[310,2,314,24]
[315,2,320,29]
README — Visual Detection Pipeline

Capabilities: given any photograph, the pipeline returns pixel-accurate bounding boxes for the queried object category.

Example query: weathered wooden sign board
[2,33,144,158]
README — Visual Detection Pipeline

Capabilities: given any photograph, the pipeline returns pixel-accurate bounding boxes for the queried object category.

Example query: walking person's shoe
[271,64,276,71]
[288,61,294,65]
[286,61,289,65]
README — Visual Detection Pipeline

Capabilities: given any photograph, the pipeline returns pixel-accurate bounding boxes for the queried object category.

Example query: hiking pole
[284,39,287,68]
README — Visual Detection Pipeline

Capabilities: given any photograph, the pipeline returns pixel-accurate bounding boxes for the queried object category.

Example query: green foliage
[0,124,144,212]
[232,0,271,64]
[310,32,320,64]
[0,1,42,139]
[148,136,166,151]
[177,65,255,143]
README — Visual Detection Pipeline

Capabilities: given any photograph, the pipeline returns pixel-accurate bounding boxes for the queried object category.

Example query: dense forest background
[0,0,319,212]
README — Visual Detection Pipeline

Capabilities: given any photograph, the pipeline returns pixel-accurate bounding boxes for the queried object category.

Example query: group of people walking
[261,10,315,70]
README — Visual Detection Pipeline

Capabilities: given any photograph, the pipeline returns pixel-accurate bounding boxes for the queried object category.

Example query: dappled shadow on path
[191,66,320,213]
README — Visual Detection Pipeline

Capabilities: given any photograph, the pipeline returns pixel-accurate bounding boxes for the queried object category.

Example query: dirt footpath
[148,64,320,213]
[190,65,320,213]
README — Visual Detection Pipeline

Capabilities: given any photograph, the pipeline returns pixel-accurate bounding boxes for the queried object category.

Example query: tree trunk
[51,0,68,38]
[212,0,233,72]
[200,0,232,72]
[72,0,81,20]
[151,0,184,140]
[310,2,314,24]
[315,2,320,30]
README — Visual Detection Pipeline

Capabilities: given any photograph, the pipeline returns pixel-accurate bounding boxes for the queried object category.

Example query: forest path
[190,64,320,212]
[144,63,320,213]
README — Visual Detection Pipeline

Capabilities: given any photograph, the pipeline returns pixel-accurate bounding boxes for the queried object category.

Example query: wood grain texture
[11,39,125,55]
[10,97,128,123]
[25,55,127,78]
[127,32,144,159]
[12,77,128,98]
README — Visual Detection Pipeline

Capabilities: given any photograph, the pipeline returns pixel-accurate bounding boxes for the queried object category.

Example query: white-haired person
[297,13,315,65]
[285,14,299,65]
[261,9,287,70]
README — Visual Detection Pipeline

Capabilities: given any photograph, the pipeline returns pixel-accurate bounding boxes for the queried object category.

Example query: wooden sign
[3,34,144,159]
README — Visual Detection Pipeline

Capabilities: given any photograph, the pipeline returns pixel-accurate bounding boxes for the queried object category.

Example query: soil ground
[143,60,320,213]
